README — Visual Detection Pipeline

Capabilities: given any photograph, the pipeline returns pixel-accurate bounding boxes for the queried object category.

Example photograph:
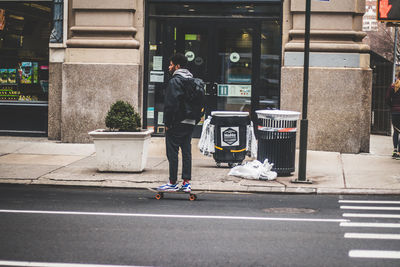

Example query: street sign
[377,0,400,22]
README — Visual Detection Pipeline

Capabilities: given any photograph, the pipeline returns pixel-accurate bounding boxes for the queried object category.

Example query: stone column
[61,0,142,143]
[281,0,372,153]
[48,0,65,140]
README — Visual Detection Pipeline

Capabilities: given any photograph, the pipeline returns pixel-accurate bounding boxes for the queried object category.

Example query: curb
[1,180,400,195]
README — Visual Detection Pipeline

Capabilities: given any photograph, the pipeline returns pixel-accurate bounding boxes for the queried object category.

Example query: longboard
[147,187,203,201]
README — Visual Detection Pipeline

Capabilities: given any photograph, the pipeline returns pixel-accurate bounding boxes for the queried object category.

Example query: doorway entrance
[144,1,282,136]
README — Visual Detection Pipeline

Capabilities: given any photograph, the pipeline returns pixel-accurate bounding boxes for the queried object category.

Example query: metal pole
[393,26,398,83]
[292,0,312,184]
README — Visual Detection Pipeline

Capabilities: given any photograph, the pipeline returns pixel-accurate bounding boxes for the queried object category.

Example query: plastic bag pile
[198,116,257,158]
[228,159,278,181]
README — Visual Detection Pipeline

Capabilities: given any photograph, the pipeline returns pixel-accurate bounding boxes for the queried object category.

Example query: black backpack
[183,78,206,123]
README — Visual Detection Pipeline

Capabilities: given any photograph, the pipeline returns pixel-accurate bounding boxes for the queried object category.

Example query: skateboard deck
[147,187,203,201]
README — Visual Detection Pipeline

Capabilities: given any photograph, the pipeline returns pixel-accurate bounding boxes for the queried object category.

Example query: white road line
[339,200,400,204]
[0,209,348,223]
[349,250,400,259]
[0,260,147,267]
[345,233,400,240]
[343,213,400,219]
[340,205,400,211]
[340,222,400,228]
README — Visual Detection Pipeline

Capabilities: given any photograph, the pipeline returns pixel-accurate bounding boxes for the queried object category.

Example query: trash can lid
[256,110,300,120]
[211,111,249,117]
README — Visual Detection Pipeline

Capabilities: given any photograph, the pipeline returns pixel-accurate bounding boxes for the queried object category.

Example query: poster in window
[19,62,33,84]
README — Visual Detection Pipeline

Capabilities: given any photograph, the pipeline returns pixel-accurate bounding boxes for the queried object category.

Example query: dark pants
[392,113,400,150]
[165,123,195,184]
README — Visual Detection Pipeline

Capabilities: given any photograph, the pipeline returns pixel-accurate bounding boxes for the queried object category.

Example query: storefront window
[259,21,281,109]
[0,2,52,103]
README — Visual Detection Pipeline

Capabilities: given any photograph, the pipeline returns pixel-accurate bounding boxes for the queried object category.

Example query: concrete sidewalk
[0,135,399,194]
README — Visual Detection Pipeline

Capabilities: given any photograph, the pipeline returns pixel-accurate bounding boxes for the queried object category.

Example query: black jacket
[386,82,400,113]
[163,69,193,128]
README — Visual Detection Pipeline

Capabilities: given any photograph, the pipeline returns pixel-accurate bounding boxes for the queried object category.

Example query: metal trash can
[256,110,301,176]
[211,111,250,168]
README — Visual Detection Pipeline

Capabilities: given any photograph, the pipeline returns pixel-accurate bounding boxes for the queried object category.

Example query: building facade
[0,0,372,153]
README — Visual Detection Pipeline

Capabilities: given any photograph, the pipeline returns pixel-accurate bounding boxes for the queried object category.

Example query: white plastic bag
[228,159,277,180]
[198,116,215,156]
[246,122,257,158]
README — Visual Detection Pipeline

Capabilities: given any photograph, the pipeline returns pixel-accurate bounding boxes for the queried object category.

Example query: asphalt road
[0,184,399,267]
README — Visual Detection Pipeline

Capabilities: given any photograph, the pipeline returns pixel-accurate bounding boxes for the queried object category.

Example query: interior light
[24,3,51,12]
[188,9,195,12]
[9,14,24,21]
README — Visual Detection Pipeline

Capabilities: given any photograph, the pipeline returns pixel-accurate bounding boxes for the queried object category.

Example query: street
[0,184,399,267]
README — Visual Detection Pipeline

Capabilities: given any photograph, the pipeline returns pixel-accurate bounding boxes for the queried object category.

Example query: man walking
[158,53,196,192]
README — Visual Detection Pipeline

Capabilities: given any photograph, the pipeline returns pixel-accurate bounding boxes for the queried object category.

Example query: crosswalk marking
[349,250,400,259]
[344,233,400,240]
[343,213,400,219]
[340,199,400,262]
[340,222,400,228]
[340,205,400,211]
[339,200,400,204]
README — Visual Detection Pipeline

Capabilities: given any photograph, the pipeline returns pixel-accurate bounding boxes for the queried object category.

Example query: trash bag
[228,159,277,180]
[246,122,257,158]
[198,116,215,156]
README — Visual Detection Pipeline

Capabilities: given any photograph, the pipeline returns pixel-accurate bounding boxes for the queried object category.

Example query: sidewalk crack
[340,153,347,188]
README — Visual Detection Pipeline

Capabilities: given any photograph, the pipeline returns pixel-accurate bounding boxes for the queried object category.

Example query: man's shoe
[392,150,400,159]
[158,183,179,191]
[180,183,191,193]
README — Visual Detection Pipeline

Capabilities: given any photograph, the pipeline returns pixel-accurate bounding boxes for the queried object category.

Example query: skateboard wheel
[216,162,221,168]
[155,193,163,200]
[189,194,197,201]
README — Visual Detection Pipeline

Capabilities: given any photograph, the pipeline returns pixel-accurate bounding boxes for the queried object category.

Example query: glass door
[172,23,215,136]
[145,17,279,136]
[215,26,253,113]
[173,24,217,118]
[174,22,255,115]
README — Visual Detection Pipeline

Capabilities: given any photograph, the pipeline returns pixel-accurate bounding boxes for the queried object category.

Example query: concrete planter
[88,129,154,172]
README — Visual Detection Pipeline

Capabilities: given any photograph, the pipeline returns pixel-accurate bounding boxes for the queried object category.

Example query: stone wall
[61,63,140,143]
[282,0,372,153]
[281,67,372,153]
[49,0,143,143]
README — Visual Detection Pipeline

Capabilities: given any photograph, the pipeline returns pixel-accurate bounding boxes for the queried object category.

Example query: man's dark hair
[170,53,188,68]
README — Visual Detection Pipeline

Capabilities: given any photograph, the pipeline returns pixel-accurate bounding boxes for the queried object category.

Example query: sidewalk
[0,135,399,194]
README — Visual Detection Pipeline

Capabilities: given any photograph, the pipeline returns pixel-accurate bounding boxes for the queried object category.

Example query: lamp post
[292,0,312,184]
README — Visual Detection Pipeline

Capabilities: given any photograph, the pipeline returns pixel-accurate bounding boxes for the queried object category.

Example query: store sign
[150,71,164,83]
[185,51,195,61]
[194,57,203,66]
[221,127,239,146]
[377,0,400,21]
[217,84,251,97]
[230,52,240,63]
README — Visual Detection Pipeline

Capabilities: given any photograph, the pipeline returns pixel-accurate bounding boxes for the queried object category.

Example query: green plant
[105,100,141,132]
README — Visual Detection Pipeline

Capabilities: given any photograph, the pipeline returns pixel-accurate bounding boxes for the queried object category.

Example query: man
[158,53,196,192]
